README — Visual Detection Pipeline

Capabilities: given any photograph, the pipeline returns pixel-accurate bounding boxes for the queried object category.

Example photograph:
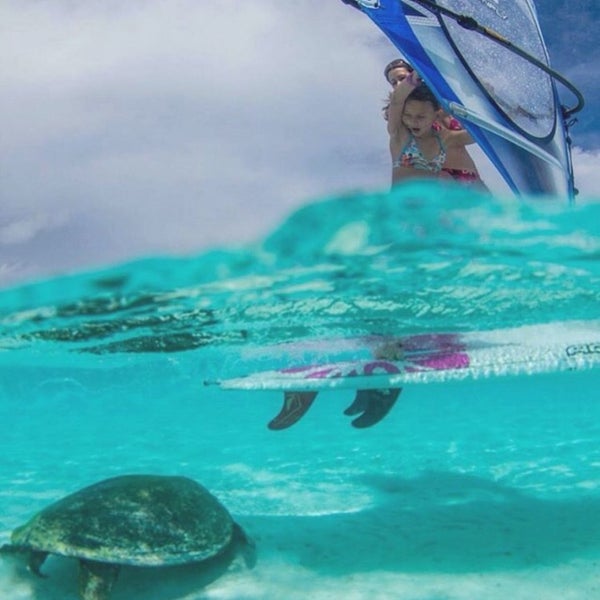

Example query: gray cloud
[1,1,598,287]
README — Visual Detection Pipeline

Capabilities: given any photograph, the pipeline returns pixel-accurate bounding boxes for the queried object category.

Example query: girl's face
[402,100,438,137]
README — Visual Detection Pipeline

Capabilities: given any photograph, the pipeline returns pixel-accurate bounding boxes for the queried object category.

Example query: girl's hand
[404,71,420,88]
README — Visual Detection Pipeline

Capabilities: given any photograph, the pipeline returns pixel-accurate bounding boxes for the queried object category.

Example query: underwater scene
[1,181,600,599]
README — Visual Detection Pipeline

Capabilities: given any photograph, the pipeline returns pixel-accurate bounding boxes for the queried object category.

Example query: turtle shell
[10,475,236,566]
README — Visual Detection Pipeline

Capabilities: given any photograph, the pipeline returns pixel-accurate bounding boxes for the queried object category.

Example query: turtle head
[0,543,29,558]
[0,543,19,556]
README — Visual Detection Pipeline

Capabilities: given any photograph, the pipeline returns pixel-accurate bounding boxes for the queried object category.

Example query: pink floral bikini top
[393,131,447,174]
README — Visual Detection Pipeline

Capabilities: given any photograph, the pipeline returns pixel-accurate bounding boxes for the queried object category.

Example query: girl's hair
[406,84,440,111]
[382,91,392,111]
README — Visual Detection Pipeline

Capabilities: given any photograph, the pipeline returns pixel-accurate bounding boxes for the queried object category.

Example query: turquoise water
[1,181,600,599]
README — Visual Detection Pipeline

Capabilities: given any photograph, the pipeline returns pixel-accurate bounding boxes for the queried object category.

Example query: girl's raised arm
[387,73,419,136]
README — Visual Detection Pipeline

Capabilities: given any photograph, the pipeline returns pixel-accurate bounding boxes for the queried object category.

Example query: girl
[387,74,484,187]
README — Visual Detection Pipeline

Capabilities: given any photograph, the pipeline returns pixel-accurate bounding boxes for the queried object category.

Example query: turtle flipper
[28,550,49,577]
[78,559,120,600]
[345,388,402,428]
[232,522,257,569]
[268,391,318,430]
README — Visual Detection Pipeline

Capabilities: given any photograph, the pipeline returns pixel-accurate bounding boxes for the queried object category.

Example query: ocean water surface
[1,181,600,599]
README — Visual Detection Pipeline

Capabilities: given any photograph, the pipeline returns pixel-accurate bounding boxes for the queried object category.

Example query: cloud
[571,147,600,198]
[0,212,69,245]
[0,1,391,277]
[0,2,389,286]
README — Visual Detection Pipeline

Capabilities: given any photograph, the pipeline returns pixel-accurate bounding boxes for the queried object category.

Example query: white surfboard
[210,323,600,391]
[206,322,600,430]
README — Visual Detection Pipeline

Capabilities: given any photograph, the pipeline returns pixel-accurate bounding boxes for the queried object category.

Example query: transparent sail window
[438,0,556,139]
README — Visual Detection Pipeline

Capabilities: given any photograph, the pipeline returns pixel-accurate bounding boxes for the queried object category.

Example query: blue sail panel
[355,0,574,198]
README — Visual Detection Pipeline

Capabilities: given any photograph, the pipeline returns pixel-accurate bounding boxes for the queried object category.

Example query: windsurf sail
[342,0,584,199]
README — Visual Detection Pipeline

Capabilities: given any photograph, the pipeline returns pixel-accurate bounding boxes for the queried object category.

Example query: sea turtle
[0,474,255,600]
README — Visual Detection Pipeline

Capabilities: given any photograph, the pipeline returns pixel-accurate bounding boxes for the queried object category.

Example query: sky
[1,0,599,288]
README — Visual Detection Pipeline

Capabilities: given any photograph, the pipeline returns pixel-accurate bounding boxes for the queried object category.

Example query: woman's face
[402,100,438,137]
[387,66,411,87]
